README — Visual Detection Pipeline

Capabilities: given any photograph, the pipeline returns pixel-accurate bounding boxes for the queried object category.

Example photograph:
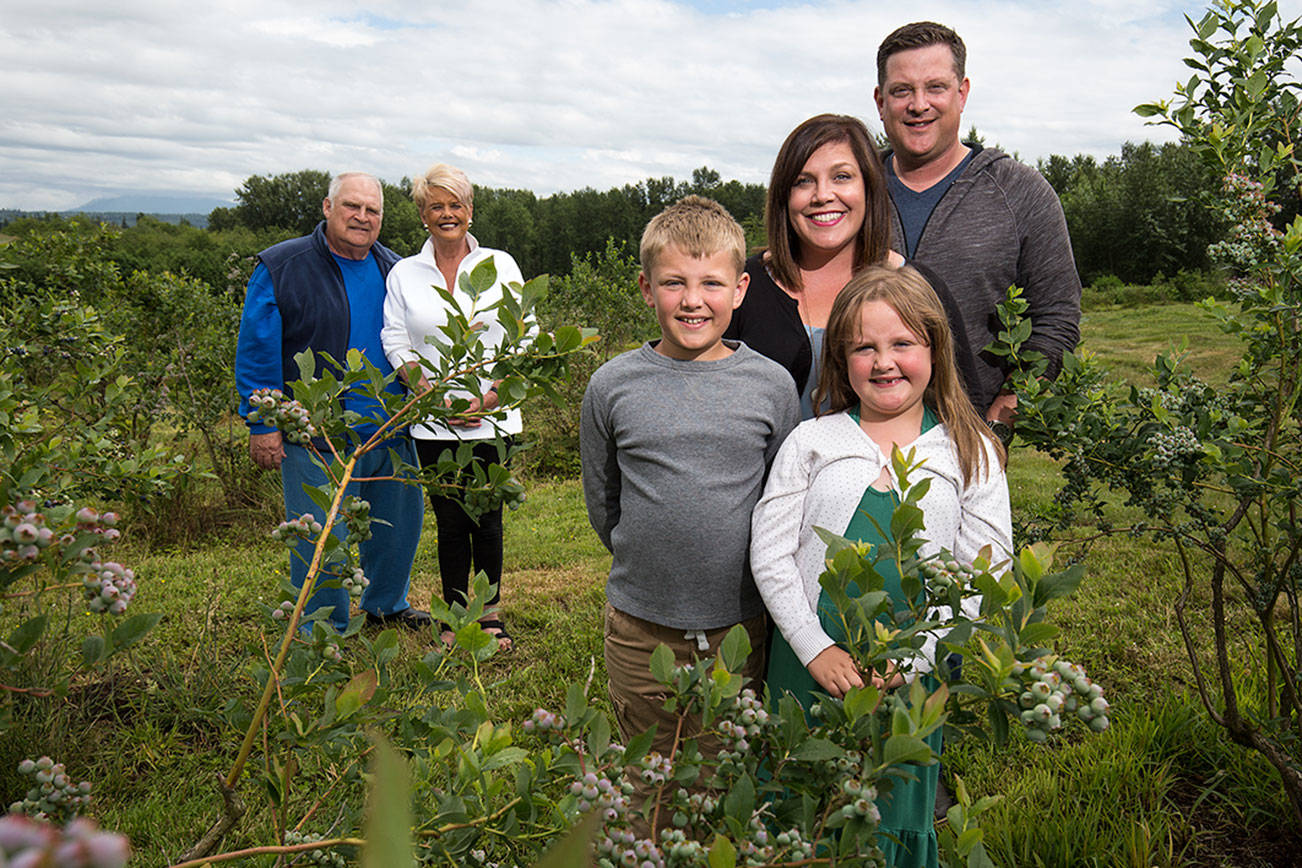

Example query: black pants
[414,438,509,610]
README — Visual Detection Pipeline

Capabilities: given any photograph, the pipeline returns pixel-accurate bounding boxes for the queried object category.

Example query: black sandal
[477,618,513,650]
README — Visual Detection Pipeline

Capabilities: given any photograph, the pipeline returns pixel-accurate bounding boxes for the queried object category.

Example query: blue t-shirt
[886,152,975,259]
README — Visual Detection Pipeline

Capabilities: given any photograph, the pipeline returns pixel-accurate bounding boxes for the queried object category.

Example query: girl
[750,265,1012,868]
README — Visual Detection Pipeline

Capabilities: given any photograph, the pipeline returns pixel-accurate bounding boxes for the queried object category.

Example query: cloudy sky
[3,0,1296,211]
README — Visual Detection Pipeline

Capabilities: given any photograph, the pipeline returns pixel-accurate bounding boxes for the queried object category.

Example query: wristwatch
[986,418,1014,448]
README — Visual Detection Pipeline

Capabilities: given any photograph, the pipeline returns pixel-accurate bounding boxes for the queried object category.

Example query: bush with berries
[187,447,1103,868]
[1000,0,1302,830]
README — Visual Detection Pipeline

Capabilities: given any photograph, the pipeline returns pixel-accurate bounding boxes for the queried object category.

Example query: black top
[724,253,989,412]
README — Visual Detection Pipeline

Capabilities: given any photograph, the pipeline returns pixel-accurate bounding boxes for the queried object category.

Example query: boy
[580,195,800,800]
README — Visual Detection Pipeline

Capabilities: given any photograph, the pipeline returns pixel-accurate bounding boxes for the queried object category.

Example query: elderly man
[235,172,428,632]
[875,21,1081,426]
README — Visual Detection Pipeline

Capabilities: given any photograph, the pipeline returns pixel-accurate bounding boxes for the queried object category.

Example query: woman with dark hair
[726,114,978,419]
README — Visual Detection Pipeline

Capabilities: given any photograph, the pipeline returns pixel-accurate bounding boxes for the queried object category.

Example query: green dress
[765,407,940,868]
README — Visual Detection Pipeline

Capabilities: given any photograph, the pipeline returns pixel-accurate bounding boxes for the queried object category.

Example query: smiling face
[847,299,932,423]
[322,176,383,260]
[638,244,749,362]
[786,139,867,261]
[874,43,970,174]
[421,186,472,247]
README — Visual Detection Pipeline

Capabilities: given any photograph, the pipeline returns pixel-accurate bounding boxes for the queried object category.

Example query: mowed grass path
[3,300,1289,866]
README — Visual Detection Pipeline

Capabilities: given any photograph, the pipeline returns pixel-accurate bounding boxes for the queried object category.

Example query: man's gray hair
[327,172,383,202]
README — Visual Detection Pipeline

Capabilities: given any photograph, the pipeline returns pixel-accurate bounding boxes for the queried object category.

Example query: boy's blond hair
[639,195,746,276]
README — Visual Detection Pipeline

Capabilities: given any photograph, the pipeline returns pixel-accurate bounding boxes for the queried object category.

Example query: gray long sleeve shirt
[888,146,1082,409]
[580,342,799,630]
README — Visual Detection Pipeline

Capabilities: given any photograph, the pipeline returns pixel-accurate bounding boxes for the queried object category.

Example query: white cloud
[2,0,1299,210]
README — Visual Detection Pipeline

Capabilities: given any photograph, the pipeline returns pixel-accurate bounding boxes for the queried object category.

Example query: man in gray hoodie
[875,21,1081,424]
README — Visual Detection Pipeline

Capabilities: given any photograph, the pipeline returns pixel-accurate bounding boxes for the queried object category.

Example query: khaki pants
[603,604,767,831]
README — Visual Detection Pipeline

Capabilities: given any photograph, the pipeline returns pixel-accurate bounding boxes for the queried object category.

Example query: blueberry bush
[1003,0,1302,830]
[178,424,1106,866]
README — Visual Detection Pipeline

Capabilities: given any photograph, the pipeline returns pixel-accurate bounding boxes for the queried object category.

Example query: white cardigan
[381,235,528,440]
[750,411,1012,669]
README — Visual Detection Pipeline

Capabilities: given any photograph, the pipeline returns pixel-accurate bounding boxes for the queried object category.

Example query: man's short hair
[639,195,746,276]
[327,172,382,204]
[412,164,474,211]
[876,21,966,85]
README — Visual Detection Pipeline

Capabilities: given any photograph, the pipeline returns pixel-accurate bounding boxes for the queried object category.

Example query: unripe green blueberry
[1089,715,1110,733]
[1025,728,1048,743]
[18,759,35,775]
[1089,696,1110,715]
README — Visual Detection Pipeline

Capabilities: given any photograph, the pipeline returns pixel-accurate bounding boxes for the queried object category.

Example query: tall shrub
[1008,0,1302,828]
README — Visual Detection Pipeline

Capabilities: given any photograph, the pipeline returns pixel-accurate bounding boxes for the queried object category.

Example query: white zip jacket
[751,411,1012,669]
[381,234,529,440]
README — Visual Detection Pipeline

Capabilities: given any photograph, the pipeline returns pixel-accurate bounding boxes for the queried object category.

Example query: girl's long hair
[814,265,1005,484]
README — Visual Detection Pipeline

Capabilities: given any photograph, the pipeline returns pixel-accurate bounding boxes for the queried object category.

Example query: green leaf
[482,747,529,772]
[373,628,401,665]
[336,689,362,720]
[109,612,162,651]
[791,737,844,761]
[8,614,48,654]
[708,834,738,868]
[968,840,997,868]
[302,482,334,516]
[80,635,106,667]
[987,700,1009,746]
[649,643,675,684]
[956,828,983,853]
[534,813,602,868]
[564,682,587,726]
[622,727,655,766]
[882,733,935,766]
[1033,563,1085,607]
[464,258,499,298]
[842,684,881,723]
[1195,10,1218,39]
[294,349,317,381]
[719,624,752,672]
[722,774,756,821]
[588,711,611,758]
[362,734,414,868]
[1017,622,1060,647]
[336,669,378,720]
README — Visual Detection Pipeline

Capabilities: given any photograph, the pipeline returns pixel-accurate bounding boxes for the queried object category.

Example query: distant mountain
[67,194,235,215]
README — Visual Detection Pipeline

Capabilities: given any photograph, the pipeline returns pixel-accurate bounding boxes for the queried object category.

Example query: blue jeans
[281,437,424,632]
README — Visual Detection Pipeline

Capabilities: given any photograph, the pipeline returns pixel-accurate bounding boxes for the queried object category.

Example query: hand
[807,646,865,698]
[869,661,905,691]
[446,390,499,428]
[399,361,431,394]
[986,391,1018,427]
[249,431,285,470]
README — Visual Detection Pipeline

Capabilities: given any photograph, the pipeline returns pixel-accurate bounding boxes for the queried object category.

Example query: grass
[2,298,1294,866]
[1079,301,1239,386]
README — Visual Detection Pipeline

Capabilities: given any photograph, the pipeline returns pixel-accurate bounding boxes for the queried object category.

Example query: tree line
[2,139,1271,293]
